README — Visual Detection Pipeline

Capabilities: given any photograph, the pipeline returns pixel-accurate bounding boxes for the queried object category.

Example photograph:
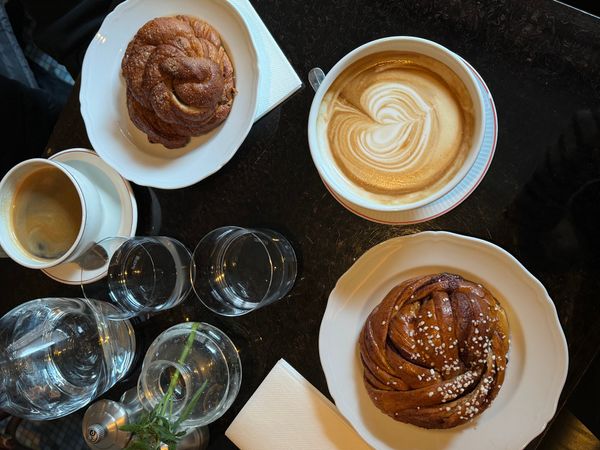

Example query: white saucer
[319,232,568,450]
[43,149,137,285]
[326,63,498,225]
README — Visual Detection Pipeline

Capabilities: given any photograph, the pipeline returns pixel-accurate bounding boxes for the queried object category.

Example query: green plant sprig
[121,322,208,450]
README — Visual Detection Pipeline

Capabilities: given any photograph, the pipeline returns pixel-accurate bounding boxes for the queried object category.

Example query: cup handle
[308,67,325,93]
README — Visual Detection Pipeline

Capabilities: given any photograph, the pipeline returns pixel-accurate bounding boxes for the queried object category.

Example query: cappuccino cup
[0,159,103,269]
[308,37,486,212]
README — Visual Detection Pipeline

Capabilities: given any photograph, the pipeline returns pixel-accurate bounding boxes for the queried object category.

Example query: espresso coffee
[318,52,475,204]
[11,167,82,259]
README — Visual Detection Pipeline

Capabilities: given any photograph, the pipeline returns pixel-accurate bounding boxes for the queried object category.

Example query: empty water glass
[81,236,195,319]
[192,226,297,316]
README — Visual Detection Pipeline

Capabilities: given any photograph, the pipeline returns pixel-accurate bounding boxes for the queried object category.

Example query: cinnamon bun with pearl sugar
[359,273,509,429]
[317,52,475,205]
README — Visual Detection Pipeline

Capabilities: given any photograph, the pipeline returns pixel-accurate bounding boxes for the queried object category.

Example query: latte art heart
[346,82,435,173]
[319,52,475,205]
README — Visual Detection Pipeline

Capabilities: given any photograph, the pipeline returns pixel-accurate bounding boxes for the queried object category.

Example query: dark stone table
[2,0,599,448]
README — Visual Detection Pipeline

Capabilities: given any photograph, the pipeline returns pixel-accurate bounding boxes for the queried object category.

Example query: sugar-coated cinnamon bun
[359,273,509,429]
[122,15,235,149]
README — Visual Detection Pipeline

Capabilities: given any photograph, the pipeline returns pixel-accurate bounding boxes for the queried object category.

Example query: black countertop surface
[2,0,600,448]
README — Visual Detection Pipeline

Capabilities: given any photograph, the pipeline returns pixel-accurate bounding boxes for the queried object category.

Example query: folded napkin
[225,359,372,450]
[230,0,302,121]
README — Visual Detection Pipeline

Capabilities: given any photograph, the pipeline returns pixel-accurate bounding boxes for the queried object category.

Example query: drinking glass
[137,322,241,428]
[80,236,195,319]
[0,297,136,420]
[192,226,297,316]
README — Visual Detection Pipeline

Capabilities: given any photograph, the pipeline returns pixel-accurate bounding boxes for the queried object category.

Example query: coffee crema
[318,52,475,204]
[11,167,82,259]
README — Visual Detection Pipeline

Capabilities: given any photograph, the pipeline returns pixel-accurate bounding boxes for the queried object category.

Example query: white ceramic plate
[80,0,259,189]
[324,61,497,225]
[44,149,137,285]
[319,232,568,450]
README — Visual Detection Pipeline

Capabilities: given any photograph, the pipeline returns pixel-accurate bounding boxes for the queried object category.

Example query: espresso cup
[0,159,103,269]
[308,37,486,212]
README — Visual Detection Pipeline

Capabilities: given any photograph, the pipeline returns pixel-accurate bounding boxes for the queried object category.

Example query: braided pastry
[359,273,509,429]
[122,15,235,149]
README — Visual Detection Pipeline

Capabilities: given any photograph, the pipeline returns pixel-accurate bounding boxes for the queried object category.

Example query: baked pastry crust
[359,273,509,429]
[122,15,235,148]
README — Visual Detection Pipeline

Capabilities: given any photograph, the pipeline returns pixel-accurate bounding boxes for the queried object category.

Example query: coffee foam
[318,52,475,205]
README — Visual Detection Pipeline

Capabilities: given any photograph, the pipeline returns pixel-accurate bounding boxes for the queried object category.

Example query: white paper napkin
[229,0,302,121]
[225,359,372,450]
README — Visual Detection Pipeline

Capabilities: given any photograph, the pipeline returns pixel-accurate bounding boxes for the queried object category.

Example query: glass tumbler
[192,226,297,316]
[80,236,195,319]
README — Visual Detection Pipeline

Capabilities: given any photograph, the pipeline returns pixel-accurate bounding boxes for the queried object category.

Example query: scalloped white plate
[319,232,568,450]
[80,0,259,189]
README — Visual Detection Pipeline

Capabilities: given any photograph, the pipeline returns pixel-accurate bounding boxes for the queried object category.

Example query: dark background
[559,0,600,17]
[1,0,600,449]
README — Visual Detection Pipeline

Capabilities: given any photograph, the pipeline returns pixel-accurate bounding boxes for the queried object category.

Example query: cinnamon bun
[121,15,235,149]
[359,273,509,429]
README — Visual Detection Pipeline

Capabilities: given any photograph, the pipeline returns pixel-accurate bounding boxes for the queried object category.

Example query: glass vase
[137,322,241,429]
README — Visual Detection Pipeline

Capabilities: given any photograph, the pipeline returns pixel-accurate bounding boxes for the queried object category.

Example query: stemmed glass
[80,236,195,319]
